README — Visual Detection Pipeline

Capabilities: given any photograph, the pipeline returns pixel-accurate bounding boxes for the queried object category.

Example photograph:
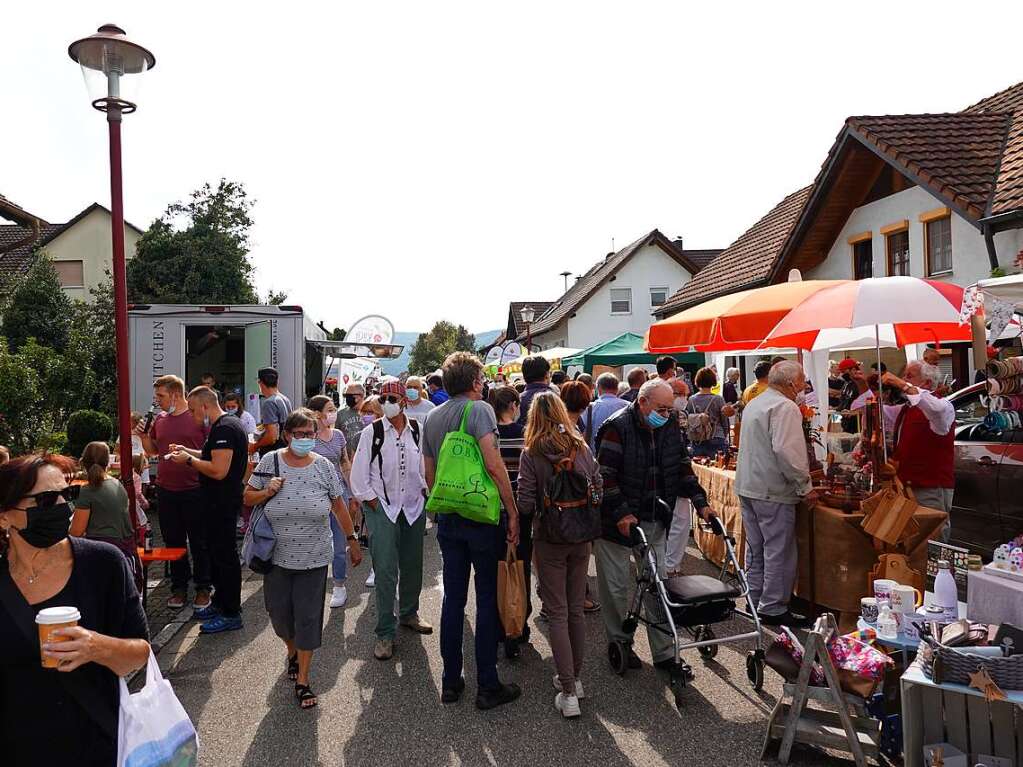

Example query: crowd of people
[0,341,965,763]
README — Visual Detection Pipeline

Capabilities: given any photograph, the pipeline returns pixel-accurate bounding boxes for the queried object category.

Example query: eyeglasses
[652,405,673,417]
[379,395,401,405]
[290,430,316,439]
[17,488,71,511]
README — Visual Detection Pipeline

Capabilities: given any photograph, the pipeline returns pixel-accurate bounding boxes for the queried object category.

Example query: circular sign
[501,342,523,364]
[346,315,395,345]
[484,346,503,365]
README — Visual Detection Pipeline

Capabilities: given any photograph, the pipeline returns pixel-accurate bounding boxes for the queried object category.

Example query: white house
[658,79,1023,384]
[521,229,720,351]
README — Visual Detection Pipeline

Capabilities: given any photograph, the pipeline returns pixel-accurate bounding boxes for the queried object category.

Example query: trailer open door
[244,321,272,413]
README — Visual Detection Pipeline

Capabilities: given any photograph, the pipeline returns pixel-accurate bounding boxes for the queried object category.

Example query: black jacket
[595,402,709,546]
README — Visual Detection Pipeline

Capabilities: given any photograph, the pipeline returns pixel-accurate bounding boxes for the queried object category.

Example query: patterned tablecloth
[690,463,744,569]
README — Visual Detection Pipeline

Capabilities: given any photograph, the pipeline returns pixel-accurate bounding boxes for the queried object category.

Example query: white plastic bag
[117,651,199,767]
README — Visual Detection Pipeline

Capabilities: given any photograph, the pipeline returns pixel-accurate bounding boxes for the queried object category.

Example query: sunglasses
[17,488,72,511]
[379,395,402,405]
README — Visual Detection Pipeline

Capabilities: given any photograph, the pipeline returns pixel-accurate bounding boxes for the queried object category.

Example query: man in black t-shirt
[169,386,249,633]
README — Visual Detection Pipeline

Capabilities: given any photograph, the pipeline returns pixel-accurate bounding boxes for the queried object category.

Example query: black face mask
[17,501,74,549]
[344,395,358,409]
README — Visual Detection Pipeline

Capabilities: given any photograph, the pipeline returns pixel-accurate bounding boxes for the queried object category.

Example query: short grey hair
[725,367,740,380]
[906,360,940,387]
[768,360,805,387]
[406,375,424,388]
[595,372,619,392]
[639,378,673,400]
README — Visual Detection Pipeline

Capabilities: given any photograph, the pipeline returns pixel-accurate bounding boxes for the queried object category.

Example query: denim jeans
[437,514,505,692]
[329,514,347,583]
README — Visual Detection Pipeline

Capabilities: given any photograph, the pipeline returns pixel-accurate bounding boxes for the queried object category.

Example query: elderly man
[735,361,816,627]
[882,362,956,532]
[595,378,714,677]
[579,372,628,452]
[351,377,432,661]
[621,368,647,403]
[403,375,436,425]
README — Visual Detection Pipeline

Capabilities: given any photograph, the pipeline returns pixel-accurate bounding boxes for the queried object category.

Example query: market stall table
[690,463,744,568]
[137,547,187,608]
[968,569,1023,627]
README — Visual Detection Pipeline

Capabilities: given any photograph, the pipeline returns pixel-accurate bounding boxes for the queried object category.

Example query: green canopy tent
[562,332,704,374]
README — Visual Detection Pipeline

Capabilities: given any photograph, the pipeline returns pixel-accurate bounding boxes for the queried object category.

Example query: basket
[919,641,1023,690]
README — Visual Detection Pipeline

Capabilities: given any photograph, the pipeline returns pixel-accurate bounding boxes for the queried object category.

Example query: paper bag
[497,543,526,639]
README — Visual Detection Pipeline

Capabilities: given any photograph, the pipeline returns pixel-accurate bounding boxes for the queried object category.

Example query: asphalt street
[160,527,858,767]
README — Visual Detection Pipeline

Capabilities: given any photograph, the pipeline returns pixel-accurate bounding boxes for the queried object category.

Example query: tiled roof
[508,301,554,338]
[846,112,1012,220]
[682,248,723,270]
[527,229,702,337]
[0,222,63,288]
[654,187,812,317]
[964,81,1023,115]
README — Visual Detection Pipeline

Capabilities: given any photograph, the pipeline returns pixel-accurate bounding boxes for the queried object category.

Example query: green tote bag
[426,402,501,525]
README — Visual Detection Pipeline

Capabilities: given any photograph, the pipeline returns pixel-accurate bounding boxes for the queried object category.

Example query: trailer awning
[309,340,404,359]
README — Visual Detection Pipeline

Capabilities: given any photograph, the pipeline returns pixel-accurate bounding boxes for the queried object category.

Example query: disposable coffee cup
[35,606,81,668]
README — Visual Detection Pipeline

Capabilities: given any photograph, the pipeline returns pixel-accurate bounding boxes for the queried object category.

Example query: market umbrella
[764,277,970,350]
[645,279,848,352]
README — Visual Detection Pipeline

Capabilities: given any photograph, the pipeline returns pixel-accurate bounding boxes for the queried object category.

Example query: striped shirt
[248,451,342,569]
[312,428,352,502]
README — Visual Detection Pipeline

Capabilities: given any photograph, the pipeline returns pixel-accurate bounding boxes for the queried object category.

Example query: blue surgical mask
[406,388,420,401]
[647,410,669,429]
[290,438,316,456]
[226,407,238,415]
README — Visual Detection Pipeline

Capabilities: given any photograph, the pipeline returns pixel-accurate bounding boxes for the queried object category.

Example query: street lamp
[69,25,155,532]
[520,304,536,352]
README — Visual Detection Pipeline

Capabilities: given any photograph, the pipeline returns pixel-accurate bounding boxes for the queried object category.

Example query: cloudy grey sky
[4,2,1022,333]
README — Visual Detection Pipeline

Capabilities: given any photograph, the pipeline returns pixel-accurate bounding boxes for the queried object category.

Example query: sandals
[295,683,317,709]
[286,654,299,681]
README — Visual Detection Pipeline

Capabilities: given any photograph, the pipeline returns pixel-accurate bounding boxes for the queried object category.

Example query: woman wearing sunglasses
[245,408,363,710]
[0,453,151,767]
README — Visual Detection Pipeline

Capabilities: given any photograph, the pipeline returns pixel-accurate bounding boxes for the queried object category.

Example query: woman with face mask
[245,408,362,710]
[224,392,257,436]
[0,454,151,766]
[307,395,362,609]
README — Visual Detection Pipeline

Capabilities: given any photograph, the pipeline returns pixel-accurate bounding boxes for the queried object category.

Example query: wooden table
[689,464,947,623]
[901,660,1023,766]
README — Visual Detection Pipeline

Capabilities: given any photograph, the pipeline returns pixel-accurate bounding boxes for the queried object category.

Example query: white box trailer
[128,304,327,415]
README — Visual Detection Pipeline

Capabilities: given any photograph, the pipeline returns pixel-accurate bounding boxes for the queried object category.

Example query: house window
[886,230,910,276]
[649,286,668,306]
[853,240,873,279]
[54,260,84,288]
[610,288,632,315]
[925,217,952,275]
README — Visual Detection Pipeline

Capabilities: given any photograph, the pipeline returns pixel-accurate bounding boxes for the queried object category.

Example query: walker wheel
[746,651,764,691]
[608,641,628,676]
[696,627,718,659]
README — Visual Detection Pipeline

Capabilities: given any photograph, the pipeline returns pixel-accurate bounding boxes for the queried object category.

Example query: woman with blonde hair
[516,392,602,719]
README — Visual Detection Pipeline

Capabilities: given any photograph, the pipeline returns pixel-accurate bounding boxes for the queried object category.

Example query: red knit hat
[837,358,860,372]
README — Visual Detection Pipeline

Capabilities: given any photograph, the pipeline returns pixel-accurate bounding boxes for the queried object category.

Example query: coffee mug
[860,597,879,624]
[891,584,923,614]
[873,579,898,606]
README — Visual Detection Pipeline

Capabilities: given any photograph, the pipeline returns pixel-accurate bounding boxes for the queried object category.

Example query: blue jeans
[437,514,505,692]
[329,514,347,583]
[691,437,729,458]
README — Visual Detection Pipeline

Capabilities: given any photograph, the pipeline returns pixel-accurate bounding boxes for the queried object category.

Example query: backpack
[539,450,602,544]
[684,398,715,444]
[369,418,421,506]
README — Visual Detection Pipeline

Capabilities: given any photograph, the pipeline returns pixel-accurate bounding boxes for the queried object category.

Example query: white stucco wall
[805,185,1022,287]
[539,243,691,350]
[43,207,141,303]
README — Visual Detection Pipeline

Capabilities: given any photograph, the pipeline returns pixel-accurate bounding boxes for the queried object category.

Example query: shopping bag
[497,543,526,638]
[827,633,893,698]
[117,651,199,767]
[425,402,500,524]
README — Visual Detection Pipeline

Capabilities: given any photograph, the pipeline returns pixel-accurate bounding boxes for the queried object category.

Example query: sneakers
[365,569,376,588]
[167,592,187,610]
[555,692,581,718]
[399,615,433,635]
[200,615,243,634]
[475,682,522,710]
[192,590,212,609]
[374,639,394,660]
[329,585,348,608]
[552,674,586,699]
[193,604,219,621]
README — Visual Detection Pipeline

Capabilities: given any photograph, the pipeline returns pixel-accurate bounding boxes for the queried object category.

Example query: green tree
[0,338,43,453]
[1,255,73,352]
[127,179,259,304]
[265,289,288,305]
[408,321,477,374]
[74,276,118,418]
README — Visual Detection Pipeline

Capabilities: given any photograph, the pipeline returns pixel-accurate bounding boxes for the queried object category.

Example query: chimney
[673,236,684,251]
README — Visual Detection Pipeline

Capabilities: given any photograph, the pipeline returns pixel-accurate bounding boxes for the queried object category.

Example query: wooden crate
[901,665,1023,766]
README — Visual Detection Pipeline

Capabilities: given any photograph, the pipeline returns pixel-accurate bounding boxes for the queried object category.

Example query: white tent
[974,273,1023,311]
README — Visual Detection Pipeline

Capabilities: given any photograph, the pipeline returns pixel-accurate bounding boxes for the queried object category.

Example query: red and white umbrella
[764,277,971,350]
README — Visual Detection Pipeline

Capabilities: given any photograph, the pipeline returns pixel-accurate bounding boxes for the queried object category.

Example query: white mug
[873,579,898,606]
[891,584,922,614]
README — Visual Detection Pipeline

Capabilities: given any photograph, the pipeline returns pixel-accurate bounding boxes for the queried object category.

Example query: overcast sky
[4,2,1022,334]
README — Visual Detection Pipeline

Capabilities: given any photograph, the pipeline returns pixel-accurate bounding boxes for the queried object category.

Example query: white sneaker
[329,585,347,608]
[552,674,585,699]
[365,569,375,588]
[555,692,581,718]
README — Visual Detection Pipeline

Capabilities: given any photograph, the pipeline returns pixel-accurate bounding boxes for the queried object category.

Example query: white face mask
[673,396,687,412]
[382,402,402,419]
